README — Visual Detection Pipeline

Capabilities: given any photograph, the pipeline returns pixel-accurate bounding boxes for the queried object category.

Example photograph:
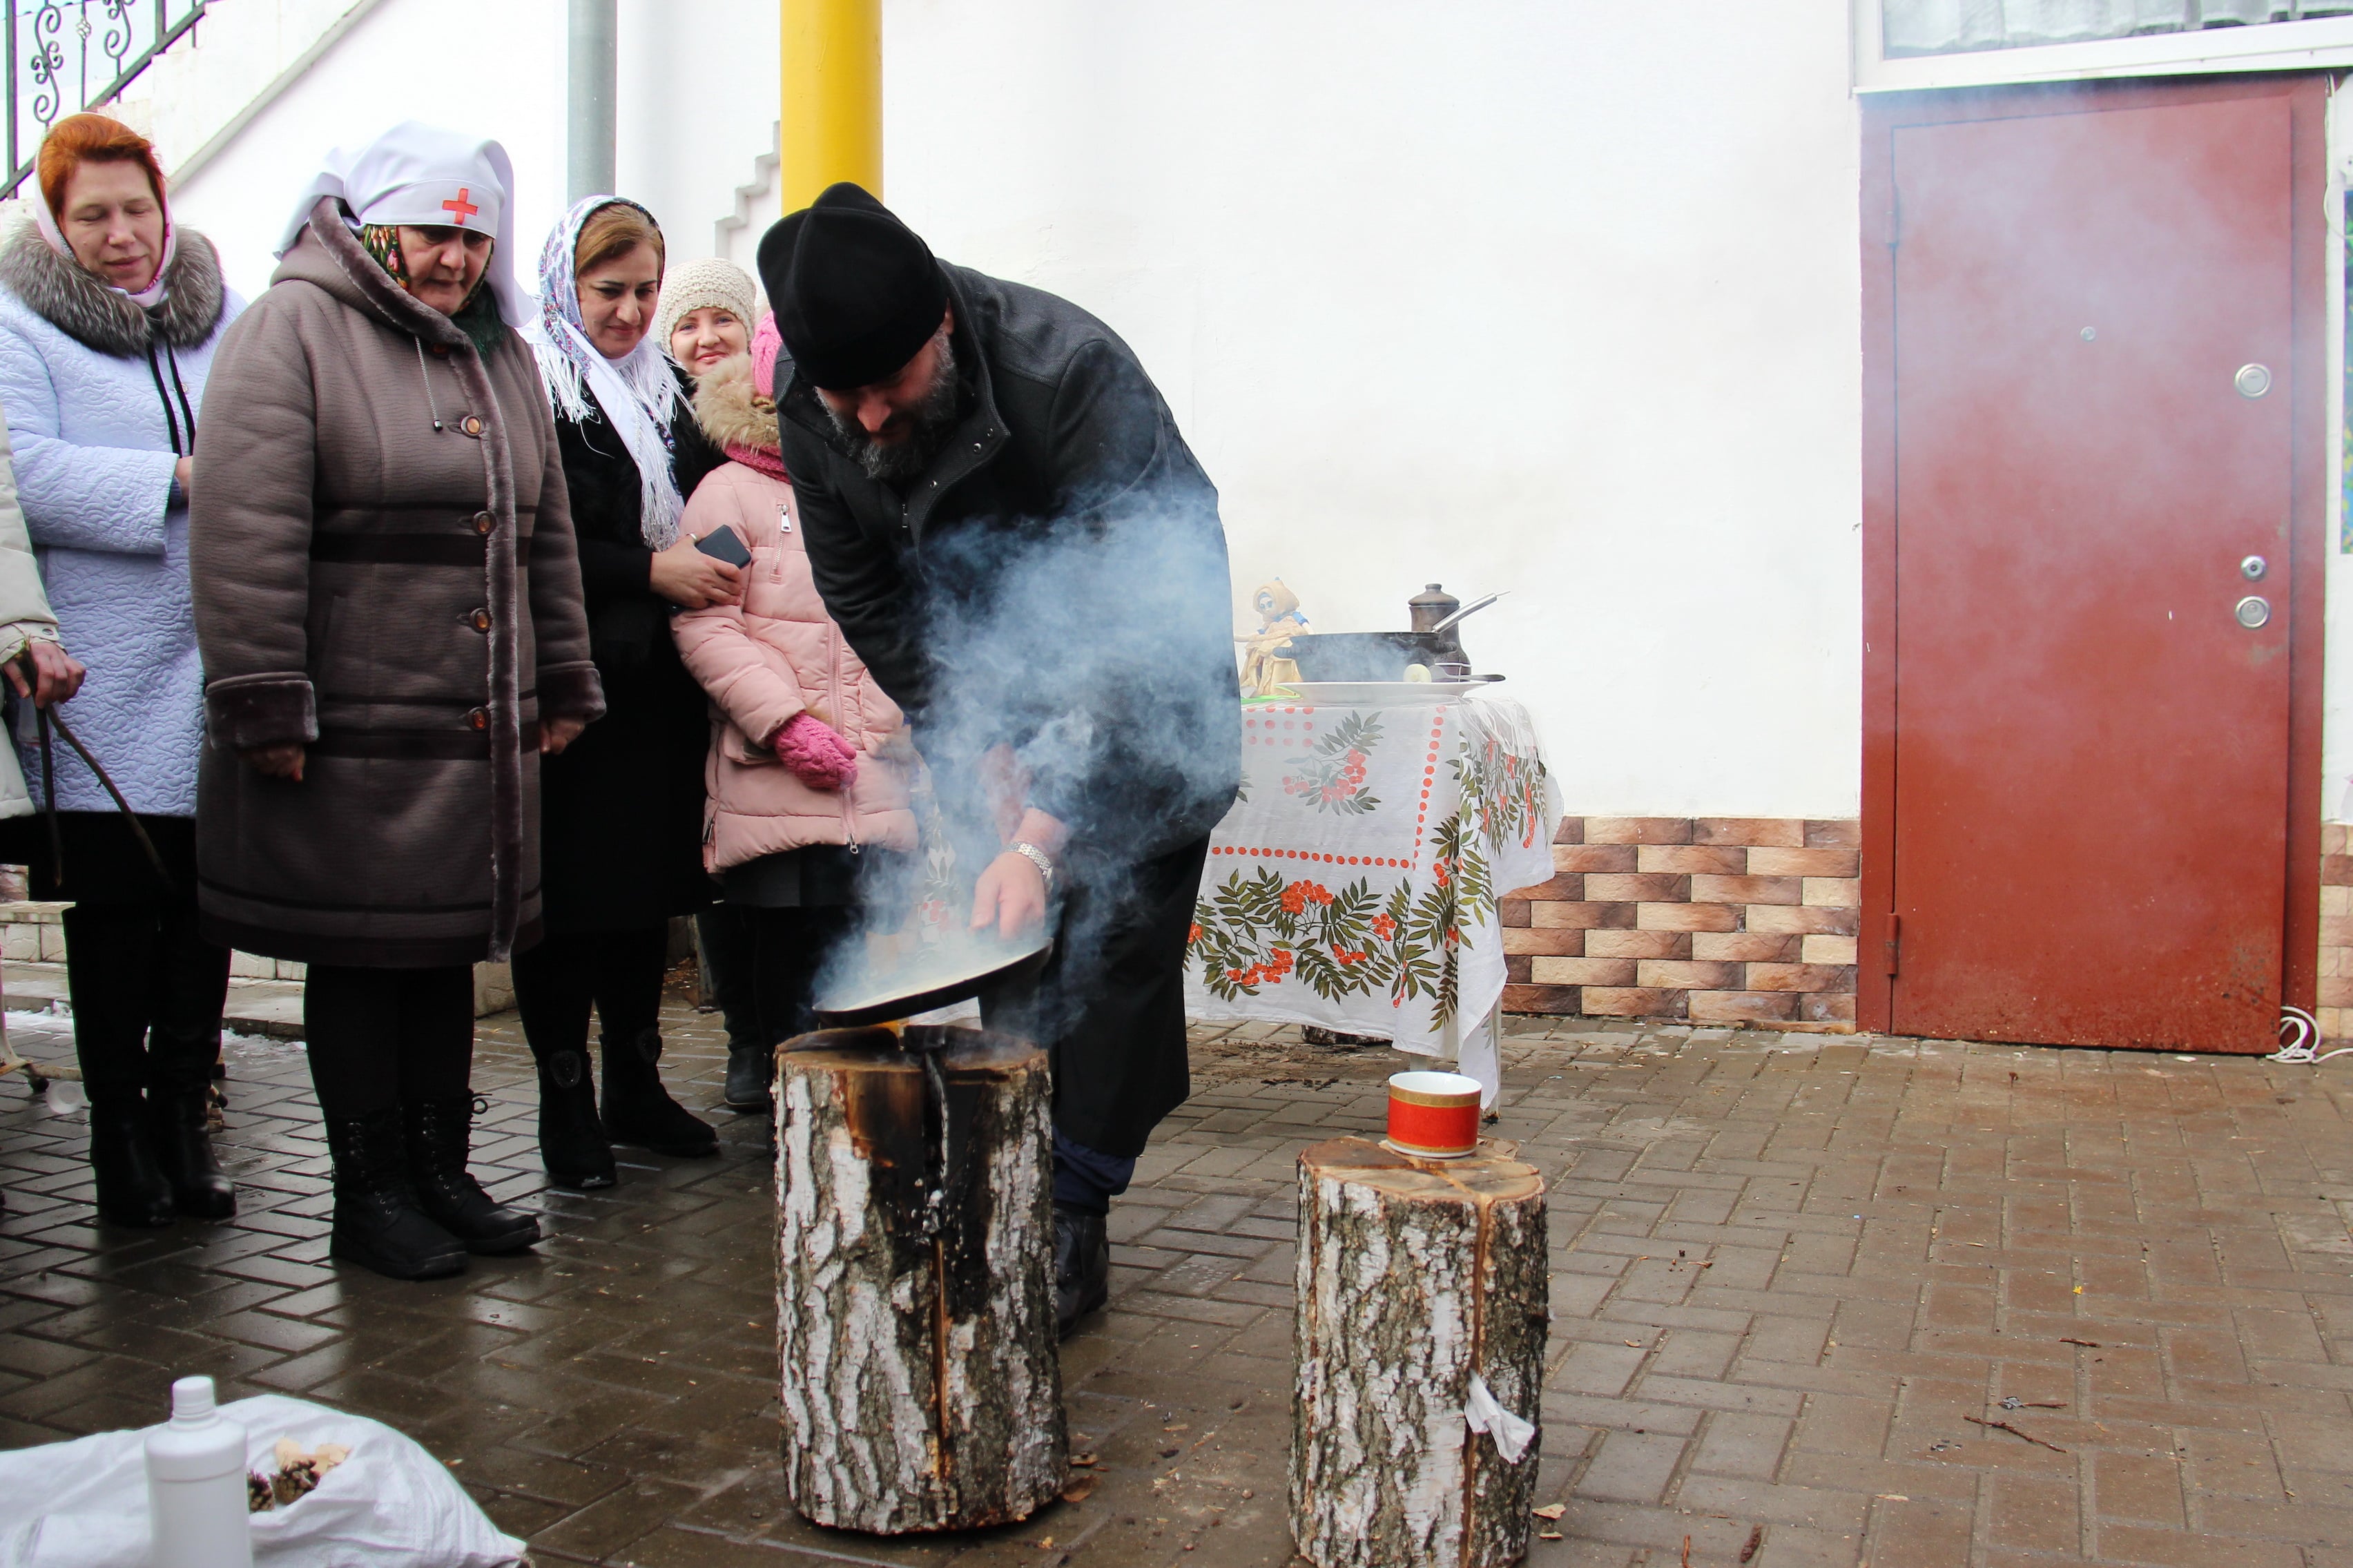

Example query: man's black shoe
[1054,1203,1110,1338]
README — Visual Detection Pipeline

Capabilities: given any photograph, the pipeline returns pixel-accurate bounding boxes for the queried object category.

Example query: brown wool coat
[188,200,604,967]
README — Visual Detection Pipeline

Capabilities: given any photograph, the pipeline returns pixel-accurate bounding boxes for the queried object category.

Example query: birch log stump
[1292,1136,1548,1568]
[774,1025,1066,1533]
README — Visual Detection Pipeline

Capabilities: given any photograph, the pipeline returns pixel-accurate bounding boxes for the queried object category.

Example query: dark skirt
[722,844,868,909]
[0,809,195,907]
[538,637,712,933]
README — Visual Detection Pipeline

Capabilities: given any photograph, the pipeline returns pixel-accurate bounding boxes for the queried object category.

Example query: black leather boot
[534,1049,615,1190]
[147,1085,235,1220]
[1054,1203,1110,1338]
[89,1099,174,1227]
[601,1027,718,1156]
[322,1107,465,1281]
[403,1098,539,1254]
[723,1044,773,1113]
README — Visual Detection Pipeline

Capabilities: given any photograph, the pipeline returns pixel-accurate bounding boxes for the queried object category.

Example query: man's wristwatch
[1010,840,1057,896]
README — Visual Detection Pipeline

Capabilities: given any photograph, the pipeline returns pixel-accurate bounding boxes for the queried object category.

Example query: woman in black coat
[519,198,735,1188]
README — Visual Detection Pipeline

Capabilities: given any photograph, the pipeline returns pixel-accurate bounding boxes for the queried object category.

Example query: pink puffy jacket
[671,353,918,873]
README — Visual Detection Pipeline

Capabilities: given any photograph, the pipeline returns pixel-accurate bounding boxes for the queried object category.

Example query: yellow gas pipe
[780,0,882,210]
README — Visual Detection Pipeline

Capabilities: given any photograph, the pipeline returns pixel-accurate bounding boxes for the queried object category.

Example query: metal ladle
[1429,591,1505,637]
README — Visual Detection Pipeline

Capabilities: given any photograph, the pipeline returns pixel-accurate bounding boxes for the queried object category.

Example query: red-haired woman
[0,113,241,1228]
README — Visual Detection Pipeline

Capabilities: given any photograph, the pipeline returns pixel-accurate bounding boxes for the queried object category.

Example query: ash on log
[1292,1136,1548,1568]
[774,1025,1066,1533]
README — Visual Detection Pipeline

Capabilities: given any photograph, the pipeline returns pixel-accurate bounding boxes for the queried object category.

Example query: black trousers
[747,905,858,1047]
[510,925,668,1063]
[302,965,474,1119]
[65,898,231,1107]
[982,834,1210,1160]
[694,905,757,1047]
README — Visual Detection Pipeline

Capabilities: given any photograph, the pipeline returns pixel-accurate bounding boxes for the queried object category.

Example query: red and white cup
[1386,1070,1482,1159]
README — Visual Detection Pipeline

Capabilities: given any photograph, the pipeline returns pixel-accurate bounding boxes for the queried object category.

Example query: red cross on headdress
[441,187,481,224]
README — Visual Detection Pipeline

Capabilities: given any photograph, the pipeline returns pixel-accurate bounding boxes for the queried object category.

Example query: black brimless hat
[758,182,949,392]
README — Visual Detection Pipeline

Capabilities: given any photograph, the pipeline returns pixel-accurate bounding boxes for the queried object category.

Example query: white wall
[614,0,781,263]
[168,0,565,303]
[153,0,1870,822]
[880,0,1867,820]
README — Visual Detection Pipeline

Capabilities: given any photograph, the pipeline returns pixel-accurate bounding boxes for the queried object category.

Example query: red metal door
[1883,88,2303,1050]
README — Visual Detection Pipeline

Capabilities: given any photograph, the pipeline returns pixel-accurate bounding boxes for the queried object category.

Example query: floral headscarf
[525,195,682,549]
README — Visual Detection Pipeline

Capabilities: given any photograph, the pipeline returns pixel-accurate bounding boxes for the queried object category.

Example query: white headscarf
[526,195,683,550]
[30,130,176,309]
[276,121,529,329]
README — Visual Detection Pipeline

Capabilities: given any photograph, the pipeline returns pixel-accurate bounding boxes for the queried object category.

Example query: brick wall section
[1502,815,1861,1029]
[2322,823,2353,1041]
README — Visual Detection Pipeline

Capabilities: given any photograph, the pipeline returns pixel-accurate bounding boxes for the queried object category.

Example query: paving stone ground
[6,1003,2353,1567]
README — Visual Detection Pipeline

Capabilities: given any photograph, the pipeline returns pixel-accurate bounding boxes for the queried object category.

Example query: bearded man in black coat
[758,184,1241,1336]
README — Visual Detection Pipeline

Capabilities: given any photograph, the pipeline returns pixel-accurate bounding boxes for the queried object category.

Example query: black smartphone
[694,525,752,568]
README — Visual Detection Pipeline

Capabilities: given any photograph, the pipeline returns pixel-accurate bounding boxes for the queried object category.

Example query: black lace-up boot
[600,1027,718,1157]
[404,1097,540,1254]
[323,1107,465,1280]
[146,1083,235,1219]
[533,1048,614,1190]
[1054,1203,1110,1338]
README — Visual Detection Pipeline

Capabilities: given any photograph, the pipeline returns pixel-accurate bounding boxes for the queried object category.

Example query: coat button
[469,608,492,632]
[460,414,484,437]
[472,511,494,534]
[466,707,489,730]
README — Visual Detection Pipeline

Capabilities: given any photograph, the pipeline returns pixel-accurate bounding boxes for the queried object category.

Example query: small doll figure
[1238,579,1310,697]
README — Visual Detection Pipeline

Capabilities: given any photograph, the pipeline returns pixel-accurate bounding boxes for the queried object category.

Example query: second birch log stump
[1292,1135,1548,1568]
[774,1025,1065,1533]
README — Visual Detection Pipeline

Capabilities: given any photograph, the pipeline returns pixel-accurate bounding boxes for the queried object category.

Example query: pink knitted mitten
[775,713,859,790]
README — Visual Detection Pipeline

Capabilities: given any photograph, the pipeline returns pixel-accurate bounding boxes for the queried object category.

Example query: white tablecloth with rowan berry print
[1183,693,1560,1059]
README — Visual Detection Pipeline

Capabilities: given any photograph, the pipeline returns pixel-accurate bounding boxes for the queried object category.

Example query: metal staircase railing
[3,1,205,200]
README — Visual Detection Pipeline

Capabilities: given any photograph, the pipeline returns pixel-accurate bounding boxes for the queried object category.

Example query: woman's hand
[6,640,85,707]
[541,715,588,755]
[648,535,744,610]
[173,455,193,499]
[244,744,304,781]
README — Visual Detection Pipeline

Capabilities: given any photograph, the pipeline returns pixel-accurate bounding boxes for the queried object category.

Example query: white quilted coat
[0,229,242,816]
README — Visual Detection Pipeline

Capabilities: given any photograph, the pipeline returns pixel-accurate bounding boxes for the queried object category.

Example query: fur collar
[690,352,780,454]
[0,221,224,356]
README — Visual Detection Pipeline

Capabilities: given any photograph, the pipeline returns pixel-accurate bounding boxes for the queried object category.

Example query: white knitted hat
[655,255,759,357]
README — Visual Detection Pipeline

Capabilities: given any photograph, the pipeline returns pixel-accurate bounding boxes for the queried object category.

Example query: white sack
[0,1393,524,1568]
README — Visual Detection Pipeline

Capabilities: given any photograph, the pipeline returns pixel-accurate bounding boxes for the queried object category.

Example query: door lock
[2236,595,2272,629]
[2236,363,2274,398]
[2241,555,2267,581]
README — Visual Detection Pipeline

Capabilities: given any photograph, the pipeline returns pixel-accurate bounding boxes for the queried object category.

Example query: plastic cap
[169,1375,216,1423]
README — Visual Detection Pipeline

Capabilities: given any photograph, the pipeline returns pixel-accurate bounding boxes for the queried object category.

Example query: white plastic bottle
[144,1375,253,1568]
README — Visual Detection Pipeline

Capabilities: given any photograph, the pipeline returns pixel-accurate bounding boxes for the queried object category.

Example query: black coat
[540,373,724,933]
[775,263,1241,862]
[776,263,1240,1154]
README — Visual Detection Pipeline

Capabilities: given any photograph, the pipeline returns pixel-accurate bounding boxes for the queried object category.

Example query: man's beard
[824,331,961,485]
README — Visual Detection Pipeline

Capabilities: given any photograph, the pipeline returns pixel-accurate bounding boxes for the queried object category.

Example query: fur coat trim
[0,221,226,356]
[690,353,782,458]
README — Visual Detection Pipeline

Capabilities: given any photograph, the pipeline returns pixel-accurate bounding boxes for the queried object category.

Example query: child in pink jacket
[672,316,918,1061]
